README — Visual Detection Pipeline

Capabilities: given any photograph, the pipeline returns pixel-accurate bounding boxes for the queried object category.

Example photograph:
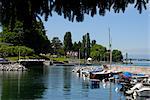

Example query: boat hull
[137,90,150,97]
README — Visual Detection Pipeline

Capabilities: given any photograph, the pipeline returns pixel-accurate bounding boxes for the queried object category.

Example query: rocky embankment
[0,63,27,71]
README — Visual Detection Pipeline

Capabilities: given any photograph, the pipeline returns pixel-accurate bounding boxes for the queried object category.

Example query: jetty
[18,59,45,67]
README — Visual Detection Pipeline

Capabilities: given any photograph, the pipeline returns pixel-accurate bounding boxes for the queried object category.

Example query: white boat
[126,83,143,95]
[126,82,150,97]
[143,78,150,86]
[135,87,150,97]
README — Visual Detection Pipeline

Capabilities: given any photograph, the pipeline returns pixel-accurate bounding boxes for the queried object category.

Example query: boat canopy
[122,72,133,78]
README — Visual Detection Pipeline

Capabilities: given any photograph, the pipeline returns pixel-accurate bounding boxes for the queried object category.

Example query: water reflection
[82,79,89,98]
[0,66,48,100]
[90,80,100,89]
[63,66,71,99]
[0,65,127,100]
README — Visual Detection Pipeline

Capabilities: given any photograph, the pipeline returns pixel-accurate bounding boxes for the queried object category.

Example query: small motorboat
[135,87,150,97]
[126,83,143,95]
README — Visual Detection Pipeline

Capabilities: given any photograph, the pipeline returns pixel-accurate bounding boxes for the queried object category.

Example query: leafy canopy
[0,21,51,54]
[90,44,106,61]
[0,0,149,29]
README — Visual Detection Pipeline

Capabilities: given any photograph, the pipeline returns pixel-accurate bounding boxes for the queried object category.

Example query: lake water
[0,65,128,100]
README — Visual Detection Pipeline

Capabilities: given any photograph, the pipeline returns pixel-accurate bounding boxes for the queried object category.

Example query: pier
[18,59,46,67]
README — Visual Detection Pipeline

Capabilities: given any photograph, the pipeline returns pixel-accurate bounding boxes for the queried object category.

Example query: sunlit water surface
[0,65,142,100]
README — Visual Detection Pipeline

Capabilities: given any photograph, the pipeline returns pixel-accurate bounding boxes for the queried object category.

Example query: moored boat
[134,86,150,97]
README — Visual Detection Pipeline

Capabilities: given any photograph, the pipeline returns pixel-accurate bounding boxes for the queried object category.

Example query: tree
[112,49,123,62]
[24,20,51,54]
[0,0,148,30]
[51,37,63,55]
[78,41,82,48]
[64,32,73,53]
[86,33,91,59]
[0,44,34,57]
[0,21,24,45]
[77,41,82,58]
[91,40,96,47]
[81,35,86,59]
[0,31,24,46]
[72,42,79,51]
[90,44,106,61]
[80,33,90,59]
[0,21,51,54]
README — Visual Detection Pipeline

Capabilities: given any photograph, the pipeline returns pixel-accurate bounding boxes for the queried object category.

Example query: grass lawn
[51,57,68,62]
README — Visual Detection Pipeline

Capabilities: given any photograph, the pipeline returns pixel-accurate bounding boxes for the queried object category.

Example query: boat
[143,78,150,86]
[126,83,143,95]
[89,28,113,80]
[90,70,112,80]
[134,86,150,97]
[125,80,150,97]
[0,58,10,64]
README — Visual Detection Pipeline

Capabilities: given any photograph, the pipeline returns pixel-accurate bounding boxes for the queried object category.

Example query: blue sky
[43,5,150,58]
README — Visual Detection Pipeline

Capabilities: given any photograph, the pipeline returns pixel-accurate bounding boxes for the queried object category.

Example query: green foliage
[51,37,63,55]
[57,48,65,56]
[72,41,82,57]
[91,40,96,47]
[90,44,106,61]
[52,57,68,63]
[64,32,73,52]
[112,49,123,62]
[0,24,24,45]
[0,21,51,54]
[86,33,90,59]
[72,42,79,51]
[0,44,34,57]
[80,33,90,59]
[23,20,51,54]
[0,22,24,45]
[0,31,24,45]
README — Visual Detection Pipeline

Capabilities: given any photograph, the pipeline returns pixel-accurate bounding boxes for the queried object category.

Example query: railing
[18,59,45,62]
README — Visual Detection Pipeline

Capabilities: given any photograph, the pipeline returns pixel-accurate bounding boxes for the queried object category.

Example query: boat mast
[108,28,112,100]
[109,28,112,69]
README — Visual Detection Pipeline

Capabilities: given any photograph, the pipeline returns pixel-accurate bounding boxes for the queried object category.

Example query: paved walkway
[111,66,150,75]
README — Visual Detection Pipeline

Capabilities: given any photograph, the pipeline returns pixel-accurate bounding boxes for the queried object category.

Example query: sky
[43,5,150,58]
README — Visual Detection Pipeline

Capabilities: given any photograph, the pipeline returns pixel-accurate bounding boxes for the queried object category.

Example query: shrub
[0,44,34,57]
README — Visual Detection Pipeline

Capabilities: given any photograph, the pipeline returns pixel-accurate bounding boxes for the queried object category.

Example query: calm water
[0,65,126,100]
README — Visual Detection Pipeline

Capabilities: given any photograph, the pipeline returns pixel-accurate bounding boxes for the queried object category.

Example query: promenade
[111,65,150,75]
